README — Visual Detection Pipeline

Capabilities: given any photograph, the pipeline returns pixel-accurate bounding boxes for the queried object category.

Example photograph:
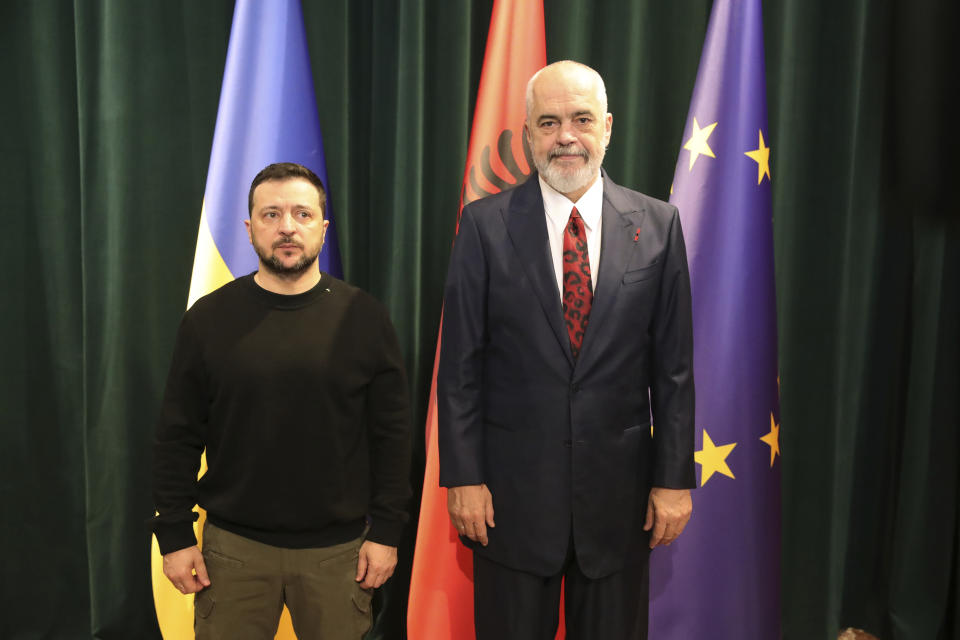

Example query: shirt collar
[538,171,604,232]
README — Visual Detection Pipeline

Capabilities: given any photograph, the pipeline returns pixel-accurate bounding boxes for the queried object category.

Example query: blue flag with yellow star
[648,0,780,637]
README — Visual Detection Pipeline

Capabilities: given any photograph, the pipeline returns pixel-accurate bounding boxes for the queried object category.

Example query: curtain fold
[768,0,958,637]
[1,1,955,638]
[1,2,90,638]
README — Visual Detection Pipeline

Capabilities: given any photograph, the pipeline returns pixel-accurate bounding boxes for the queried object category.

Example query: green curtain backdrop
[0,1,955,639]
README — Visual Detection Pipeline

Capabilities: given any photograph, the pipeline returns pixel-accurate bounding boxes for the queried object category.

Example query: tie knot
[568,207,583,233]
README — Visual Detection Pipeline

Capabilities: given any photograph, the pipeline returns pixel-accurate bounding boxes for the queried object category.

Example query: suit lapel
[578,172,647,368]
[503,175,575,366]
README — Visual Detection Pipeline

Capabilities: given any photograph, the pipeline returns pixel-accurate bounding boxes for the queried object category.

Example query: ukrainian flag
[151,1,339,637]
[188,0,341,307]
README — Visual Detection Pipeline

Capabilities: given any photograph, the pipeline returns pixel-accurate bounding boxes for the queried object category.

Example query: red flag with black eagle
[407,1,546,637]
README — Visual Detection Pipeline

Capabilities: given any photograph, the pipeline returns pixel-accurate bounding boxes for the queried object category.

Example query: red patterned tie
[562,206,593,359]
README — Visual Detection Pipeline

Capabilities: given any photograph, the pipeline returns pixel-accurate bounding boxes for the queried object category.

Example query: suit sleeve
[150,314,206,554]
[437,205,488,487]
[649,206,697,489]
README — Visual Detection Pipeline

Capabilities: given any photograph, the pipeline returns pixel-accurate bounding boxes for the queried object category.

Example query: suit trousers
[472,533,651,640]
[194,522,373,640]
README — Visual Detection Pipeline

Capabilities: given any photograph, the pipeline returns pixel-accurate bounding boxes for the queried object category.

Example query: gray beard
[534,145,604,196]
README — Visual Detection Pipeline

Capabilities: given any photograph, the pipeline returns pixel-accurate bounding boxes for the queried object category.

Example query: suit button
[563,439,572,448]
[570,383,580,394]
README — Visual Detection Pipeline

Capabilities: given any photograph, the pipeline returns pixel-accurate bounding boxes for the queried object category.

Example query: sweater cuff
[365,518,405,548]
[153,520,199,555]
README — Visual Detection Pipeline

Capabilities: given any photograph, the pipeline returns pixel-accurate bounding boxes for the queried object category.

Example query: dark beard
[253,240,320,278]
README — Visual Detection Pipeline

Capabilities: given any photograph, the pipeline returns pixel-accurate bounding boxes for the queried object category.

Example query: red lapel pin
[633,227,641,242]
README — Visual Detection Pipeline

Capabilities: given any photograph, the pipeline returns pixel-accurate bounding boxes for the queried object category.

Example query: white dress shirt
[539,173,604,297]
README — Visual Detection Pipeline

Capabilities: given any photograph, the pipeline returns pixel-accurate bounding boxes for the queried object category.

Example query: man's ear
[244,218,253,245]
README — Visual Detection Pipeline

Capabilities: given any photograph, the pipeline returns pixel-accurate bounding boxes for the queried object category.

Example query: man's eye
[578,117,591,124]
[298,211,311,219]
[265,212,278,218]
[541,121,556,128]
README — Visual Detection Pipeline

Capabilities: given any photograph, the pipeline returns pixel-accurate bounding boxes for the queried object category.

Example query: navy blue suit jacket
[438,171,695,579]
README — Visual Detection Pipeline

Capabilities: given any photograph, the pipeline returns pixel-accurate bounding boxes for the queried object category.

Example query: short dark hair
[248,162,326,217]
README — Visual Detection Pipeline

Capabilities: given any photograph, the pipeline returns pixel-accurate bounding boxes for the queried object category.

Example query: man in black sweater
[152,163,411,638]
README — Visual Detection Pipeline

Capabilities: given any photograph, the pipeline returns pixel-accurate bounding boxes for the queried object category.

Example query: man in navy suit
[438,61,696,639]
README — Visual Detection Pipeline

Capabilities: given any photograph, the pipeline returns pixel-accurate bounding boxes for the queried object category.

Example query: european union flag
[188,0,341,308]
[649,0,780,637]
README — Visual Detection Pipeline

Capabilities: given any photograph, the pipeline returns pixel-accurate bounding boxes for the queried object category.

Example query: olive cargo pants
[194,522,372,640]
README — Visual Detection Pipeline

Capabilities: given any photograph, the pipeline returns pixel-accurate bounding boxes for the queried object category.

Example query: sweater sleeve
[150,314,207,554]
[363,303,413,547]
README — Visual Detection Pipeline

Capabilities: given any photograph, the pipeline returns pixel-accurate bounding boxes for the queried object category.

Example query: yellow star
[760,413,780,467]
[744,129,771,184]
[694,430,736,486]
[683,117,718,171]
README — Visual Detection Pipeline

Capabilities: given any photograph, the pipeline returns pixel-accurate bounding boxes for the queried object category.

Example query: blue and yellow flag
[649,0,780,637]
[188,0,341,307]
[151,1,338,637]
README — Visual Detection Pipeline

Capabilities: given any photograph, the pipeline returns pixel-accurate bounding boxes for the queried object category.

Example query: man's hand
[355,540,397,589]
[162,545,211,594]
[447,484,495,546]
[643,487,693,549]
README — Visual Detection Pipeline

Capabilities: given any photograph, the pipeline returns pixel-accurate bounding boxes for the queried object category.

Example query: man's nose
[278,212,297,232]
[558,123,577,144]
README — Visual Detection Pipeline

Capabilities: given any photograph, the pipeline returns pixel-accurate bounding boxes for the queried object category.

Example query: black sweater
[152,273,411,554]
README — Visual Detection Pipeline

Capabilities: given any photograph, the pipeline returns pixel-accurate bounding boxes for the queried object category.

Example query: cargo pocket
[352,585,373,614]
[351,584,373,635]
[194,589,214,619]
